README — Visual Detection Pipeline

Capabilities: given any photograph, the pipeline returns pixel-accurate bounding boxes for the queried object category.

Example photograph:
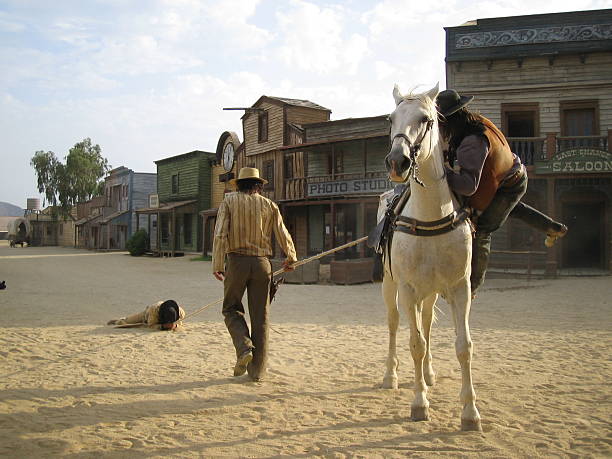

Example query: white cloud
[276,0,369,75]
[0,12,25,32]
[1,0,609,205]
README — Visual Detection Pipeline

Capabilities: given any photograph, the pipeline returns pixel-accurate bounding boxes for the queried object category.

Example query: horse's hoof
[411,406,429,422]
[424,372,436,387]
[382,376,398,389]
[461,418,482,432]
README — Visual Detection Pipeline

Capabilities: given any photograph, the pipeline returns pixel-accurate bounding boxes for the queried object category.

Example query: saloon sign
[535,148,612,174]
[307,178,392,197]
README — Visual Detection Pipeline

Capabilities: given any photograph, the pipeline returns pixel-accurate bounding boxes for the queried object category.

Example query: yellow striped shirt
[212,192,297,273]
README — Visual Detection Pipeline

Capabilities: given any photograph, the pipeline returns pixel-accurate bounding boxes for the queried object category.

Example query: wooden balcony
[507,137,545,165]
[557,136,608,151]
[508,135,609,165]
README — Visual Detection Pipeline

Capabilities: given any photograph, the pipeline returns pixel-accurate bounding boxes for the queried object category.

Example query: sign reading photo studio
[535,149,612,174]
[307,178,392,197]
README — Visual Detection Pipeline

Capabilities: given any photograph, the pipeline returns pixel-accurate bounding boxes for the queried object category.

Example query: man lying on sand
[107,299,185,330]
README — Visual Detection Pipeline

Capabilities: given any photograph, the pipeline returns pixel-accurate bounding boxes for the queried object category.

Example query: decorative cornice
[455,23,612,49]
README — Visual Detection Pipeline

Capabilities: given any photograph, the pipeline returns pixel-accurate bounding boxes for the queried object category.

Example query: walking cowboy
[212,167,296,382]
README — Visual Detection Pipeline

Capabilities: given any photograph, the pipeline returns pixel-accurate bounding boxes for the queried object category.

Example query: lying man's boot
[234,349,253,377]
[545,223,568,248]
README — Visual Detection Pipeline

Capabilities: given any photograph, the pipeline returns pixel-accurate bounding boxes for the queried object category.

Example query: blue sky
[1,0,610,207]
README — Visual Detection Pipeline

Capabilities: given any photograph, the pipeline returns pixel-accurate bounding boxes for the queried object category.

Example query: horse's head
[386,83,439,184]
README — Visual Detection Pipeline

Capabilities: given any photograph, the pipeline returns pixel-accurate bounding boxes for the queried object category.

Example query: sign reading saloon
[307,178,392,197]
[535,148,612,175]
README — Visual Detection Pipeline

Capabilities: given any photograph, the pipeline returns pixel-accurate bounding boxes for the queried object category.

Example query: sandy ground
[0,240,610,458]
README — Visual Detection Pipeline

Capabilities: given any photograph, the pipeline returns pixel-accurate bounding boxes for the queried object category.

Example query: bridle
[389,117,434,187]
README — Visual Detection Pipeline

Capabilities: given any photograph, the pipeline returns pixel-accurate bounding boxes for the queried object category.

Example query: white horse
[380,83,481,431]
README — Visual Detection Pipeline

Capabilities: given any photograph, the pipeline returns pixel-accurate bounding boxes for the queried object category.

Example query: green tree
[30,150,61,207]
[30,138,110,214]
[126,228,149,256]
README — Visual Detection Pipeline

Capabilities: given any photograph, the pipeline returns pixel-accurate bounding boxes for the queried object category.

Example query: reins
[390,117,434,188]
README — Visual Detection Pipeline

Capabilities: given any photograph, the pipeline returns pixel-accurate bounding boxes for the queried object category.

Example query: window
[183,213,193,245]
[284,154,294,179]
[560,100,599,148]
[258,111,268,142]
[327,149,344,175]
[501,103,539,165]
[171,173,179,194]
[263,160,275,190]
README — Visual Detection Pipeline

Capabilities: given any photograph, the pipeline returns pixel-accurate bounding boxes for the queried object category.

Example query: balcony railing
[557,136,608,151]
[508,135,609,165]
[507,137,545,165]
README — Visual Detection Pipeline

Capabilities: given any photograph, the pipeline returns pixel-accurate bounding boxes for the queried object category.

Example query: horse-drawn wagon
[7,217,31,247]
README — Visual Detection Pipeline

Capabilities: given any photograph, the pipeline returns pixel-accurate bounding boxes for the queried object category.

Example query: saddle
[367,184,409,255]
[367,184,473,279]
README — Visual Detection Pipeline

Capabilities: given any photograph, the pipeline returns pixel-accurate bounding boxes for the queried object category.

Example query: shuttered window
[263,160,274,190]
[258,111,268,142]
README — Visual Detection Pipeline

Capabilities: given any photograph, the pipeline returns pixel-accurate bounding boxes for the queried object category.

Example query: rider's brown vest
[469,116,515,211]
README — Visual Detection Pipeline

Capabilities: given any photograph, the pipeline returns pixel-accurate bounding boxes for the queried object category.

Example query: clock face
[223,143,234,172]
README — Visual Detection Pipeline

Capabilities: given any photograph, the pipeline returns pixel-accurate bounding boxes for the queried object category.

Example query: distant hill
[0,202,24,217]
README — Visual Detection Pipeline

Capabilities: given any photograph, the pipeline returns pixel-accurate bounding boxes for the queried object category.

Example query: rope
[182,235,369,322]
[1,236,370,379]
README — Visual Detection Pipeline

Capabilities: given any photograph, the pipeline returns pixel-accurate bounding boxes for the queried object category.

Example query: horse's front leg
[422,294,437,387]
[382,274,400,389]
[448,280,482,431]
[398,284,429,421]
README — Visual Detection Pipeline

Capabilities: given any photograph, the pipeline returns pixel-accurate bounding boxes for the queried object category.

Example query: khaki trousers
[222,253,271,379]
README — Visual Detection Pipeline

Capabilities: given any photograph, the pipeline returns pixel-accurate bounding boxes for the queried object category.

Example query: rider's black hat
[436,89,474,117]
[159,300,179,324]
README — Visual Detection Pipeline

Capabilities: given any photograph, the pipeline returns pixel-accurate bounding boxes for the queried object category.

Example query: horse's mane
[398,89,438,119]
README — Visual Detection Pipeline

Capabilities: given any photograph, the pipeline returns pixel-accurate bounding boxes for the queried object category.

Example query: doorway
[562,201,604,269]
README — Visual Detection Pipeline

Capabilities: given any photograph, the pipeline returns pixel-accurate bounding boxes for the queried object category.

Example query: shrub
[126,228,149,256]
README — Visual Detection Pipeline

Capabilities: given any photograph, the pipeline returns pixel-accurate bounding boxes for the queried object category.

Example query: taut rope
[1,237,370,378]
[118,236,370,326]
[181,236,368,322]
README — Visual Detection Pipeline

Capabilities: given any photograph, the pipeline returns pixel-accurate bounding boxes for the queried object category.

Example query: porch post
[331,144,336,180]
[359,201,366,258]
[331,202,336,257]
[545,178,558,277]
[157,211,161,258]
[546,132,557,159]
[608,128,612,153]
[171,208,176,257]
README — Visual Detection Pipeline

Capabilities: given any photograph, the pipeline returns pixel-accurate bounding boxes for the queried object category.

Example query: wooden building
[138,150,215,255]
[75,167,157,250]
[208,95,392,270]
[27,206,76,247]
[200,131,242,255]
[279,116,391,259]
[445,8,612,274]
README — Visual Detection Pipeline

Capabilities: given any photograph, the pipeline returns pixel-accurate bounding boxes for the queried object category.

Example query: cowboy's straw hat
[229,167,268,186]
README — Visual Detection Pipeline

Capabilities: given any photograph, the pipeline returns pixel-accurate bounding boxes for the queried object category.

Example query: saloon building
[445,8,612,274]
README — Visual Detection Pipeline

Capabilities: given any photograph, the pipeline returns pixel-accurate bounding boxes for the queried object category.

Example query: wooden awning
[74,214,102,226]
[199,208,218,217]
[136,200,197,214]
[99,209,130,224]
